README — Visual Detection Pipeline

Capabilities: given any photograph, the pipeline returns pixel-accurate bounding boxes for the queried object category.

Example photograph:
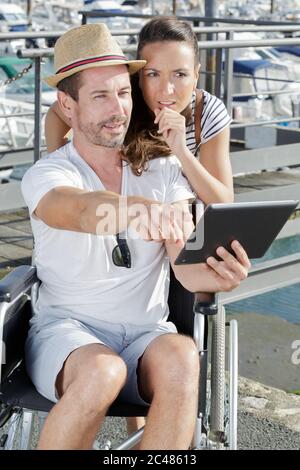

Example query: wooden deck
[0,208,32,279]
[234,169,300,199]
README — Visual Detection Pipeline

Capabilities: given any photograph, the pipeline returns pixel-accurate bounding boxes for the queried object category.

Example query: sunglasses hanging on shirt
[112,233,131,268]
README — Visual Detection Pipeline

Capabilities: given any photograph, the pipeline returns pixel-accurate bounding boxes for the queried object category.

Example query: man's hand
[204,241,251,292]
[167,236,251,294]
[128,201,194,244]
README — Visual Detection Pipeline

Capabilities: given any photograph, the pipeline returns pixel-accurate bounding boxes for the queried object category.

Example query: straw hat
[45,23,146,88]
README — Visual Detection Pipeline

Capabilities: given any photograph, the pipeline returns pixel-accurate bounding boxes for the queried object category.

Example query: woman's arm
[154,108,234,204]
[45,101,72,153]
[179,127,234,204]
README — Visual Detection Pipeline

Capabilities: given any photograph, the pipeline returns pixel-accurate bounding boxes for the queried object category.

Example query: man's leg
[138,334,199,450]
[38,343,127,450]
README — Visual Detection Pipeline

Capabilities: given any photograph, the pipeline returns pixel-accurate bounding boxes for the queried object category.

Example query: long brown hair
[123,16,199,175]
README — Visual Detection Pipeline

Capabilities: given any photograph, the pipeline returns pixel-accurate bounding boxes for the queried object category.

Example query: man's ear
[57,90,74,121]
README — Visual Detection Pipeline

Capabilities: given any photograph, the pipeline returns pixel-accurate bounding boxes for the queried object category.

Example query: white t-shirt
[21,142,195,326]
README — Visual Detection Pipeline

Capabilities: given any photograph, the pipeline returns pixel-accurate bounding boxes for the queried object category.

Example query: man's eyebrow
[90,89,107,94]
[90,86,131,94]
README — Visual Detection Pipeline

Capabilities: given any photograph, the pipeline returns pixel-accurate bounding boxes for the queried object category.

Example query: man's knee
[57,344,127,406]
[86,353,127,393]
[158,336,199,384]
[140,334,199,398]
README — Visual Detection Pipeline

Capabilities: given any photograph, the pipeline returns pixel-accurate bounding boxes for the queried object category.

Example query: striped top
[185,90,232,155]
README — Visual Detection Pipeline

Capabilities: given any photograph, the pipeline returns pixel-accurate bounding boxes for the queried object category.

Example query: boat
[0,3,27,53]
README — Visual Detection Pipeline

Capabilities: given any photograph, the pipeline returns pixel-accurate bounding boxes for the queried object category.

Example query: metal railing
[78,10,300,27]
[3,24,300,42]
[219,253,300,305]
[16,36,300,114]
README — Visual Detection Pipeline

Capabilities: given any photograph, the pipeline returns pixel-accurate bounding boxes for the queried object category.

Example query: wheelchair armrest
[0,265,38,303]
[194,292,218,315]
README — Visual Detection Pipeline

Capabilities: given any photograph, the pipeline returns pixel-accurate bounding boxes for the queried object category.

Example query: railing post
[81,12,87,25]
[215,47,223,99]
[34,57,42,162]
[223,31,234,116]
[198,31,207,91]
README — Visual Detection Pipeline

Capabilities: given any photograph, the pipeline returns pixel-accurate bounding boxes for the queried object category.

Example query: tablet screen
[175,200,298,265]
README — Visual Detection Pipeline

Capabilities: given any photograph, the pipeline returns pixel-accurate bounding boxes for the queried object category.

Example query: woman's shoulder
[197,90,232,143]
[200,90,225,112]
[190,89,227,123]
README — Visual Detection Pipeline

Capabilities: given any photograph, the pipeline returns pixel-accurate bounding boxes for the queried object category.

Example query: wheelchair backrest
[1,296,32,384]
[167,269,194,337]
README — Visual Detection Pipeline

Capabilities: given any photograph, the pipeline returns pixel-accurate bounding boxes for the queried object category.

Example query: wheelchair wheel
[205,309,238,450]
[227,319,238,450]
[1,409,35,450]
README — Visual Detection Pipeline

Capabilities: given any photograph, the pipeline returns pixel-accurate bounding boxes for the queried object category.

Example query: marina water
[227,235,300,324]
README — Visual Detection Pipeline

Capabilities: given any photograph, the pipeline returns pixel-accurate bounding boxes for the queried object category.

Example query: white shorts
[25,311,177,405]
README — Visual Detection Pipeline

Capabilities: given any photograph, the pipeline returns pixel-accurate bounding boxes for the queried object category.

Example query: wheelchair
[0,265,238,450]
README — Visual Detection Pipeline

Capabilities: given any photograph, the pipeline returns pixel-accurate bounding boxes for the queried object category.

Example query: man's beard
[78,115,129,148]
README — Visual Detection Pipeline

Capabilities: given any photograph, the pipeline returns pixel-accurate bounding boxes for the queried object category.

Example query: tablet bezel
[174,200,299,265]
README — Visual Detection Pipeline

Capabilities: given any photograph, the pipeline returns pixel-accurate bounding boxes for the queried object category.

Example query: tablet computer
[174,200,298,265]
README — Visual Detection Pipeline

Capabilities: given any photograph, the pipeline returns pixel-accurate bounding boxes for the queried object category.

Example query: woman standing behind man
[44,16,234,435]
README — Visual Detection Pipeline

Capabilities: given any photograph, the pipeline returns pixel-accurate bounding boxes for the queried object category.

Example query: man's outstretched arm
[34,186,157,236]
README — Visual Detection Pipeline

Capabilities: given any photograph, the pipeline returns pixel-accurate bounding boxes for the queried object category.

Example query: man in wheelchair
[20,24,250,450]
